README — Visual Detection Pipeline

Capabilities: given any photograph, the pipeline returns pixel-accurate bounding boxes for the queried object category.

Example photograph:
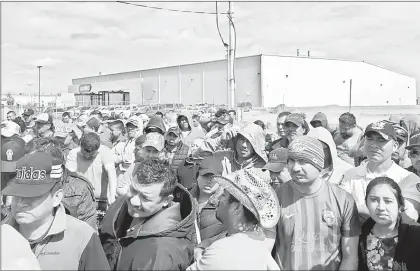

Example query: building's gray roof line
[73,53,412,81]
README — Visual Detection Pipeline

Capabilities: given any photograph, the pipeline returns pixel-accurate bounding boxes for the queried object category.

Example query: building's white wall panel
[202,60,228,105]
[159,67,180,105]
[261,55,416,107]
[180,64,203,105]
[234,56,261,107]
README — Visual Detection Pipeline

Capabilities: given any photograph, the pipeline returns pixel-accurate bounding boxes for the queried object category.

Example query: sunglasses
[409,149,419,159]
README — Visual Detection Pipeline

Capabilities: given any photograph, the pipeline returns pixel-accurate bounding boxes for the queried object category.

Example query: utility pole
[37,66,42,112]
[227,2,235,109]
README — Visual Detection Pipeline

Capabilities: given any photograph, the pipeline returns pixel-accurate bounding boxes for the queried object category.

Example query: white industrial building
[68,54,417,107]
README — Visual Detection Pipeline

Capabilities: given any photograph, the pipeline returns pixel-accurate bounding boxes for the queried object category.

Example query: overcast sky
[2,1,420,97]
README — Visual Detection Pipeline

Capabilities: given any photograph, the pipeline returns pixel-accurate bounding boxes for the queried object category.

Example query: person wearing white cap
[187,169,281,270]
[1,120,21,139]
[112,116,143,177]
[34,112,55,138]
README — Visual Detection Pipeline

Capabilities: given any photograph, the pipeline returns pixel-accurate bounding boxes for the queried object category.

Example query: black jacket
[358,216,420,271]
[99,184,197,270]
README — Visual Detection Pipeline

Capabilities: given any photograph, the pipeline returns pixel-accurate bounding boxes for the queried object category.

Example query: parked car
[238,102,252,112]
[44,108,65,119]
[269,104,287,114]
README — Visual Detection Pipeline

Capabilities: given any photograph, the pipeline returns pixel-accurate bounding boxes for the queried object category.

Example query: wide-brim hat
[212,169,280,229]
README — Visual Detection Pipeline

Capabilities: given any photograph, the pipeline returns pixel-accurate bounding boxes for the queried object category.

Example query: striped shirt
[274,179,360,270]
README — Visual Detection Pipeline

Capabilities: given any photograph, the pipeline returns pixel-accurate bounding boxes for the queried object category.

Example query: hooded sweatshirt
[144,115,167,135]
[196,123,270,181]
[99,184,197,271]
[310,112,335,134]
[177,112,206,148]
[308,127,352,184]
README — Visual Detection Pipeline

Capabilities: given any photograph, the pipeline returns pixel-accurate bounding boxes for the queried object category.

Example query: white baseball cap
[1,121,21,137]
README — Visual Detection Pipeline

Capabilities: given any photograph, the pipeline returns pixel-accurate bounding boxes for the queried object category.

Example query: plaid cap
[23,109,35,116]
[263,148,288,173]
[406,132,420,150]
[1,121,21,137]
[1,137,26,172]
[364,121,397,141]
[2,152,63,197]
[34,113,53,124]
[285,113,305,127]
[199,156,223,176]
[142,132,165,152]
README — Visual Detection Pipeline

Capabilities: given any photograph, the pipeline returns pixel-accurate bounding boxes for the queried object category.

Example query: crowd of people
[1,106,420,270]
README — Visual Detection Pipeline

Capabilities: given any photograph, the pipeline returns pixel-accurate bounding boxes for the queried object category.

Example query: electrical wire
[117,1,227,15]
[215,2,228,48]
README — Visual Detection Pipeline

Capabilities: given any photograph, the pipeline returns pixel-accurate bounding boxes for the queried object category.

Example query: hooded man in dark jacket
[310,112,336,134]
[144,115,167,135]
[99,159,197,270]
[177,112,206,148]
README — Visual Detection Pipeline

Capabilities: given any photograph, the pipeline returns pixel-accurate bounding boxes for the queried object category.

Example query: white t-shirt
[187,232,280,270]
[339,161,420,212]
[66,145,116,199]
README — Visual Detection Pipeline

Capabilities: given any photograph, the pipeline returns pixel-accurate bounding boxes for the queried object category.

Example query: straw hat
[213,168,280,229]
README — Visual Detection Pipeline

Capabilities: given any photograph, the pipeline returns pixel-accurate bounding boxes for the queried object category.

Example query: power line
[215,2,228,48]
[117,1,228,15]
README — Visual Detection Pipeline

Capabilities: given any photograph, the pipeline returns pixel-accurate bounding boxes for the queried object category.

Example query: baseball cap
[2,152,63,197]
[1,137,26,173]
[406,132,420,150]
[364,121,397,141]
[126,116,141,128]
[86,116,100,130]
[167,126,181,137]
[1,121,21,137]
[77,115,89,127]
[23,109,35,116]
[34,113,53,124]
[263,148,288,173]
[285,113,305,127]
[142,132,165,152]
[199,156,223,176]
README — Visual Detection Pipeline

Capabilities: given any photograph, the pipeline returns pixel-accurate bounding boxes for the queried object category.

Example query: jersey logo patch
[5,149,13,161]
[322,209,336,226]
[416,183,420,193]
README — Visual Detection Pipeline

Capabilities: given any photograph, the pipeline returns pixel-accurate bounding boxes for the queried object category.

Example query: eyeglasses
[409,149,419,159]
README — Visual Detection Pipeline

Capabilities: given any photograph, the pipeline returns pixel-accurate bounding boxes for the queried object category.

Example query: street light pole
[37,66,42,112]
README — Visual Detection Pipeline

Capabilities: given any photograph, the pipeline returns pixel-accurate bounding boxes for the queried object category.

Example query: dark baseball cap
[406,132,420,150]
[199,156,223,176]
[1,137,26,173]
[364,121,397,141]
[23,109,35,116]
[2,152,63,197]
[263,148,288,173]
[285,113,305,127]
